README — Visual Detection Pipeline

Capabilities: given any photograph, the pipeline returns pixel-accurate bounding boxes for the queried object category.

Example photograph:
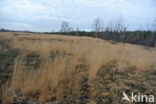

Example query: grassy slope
[0,32,156,104]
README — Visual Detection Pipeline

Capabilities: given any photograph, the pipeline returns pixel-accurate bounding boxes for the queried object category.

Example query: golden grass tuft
[0,32,156,103]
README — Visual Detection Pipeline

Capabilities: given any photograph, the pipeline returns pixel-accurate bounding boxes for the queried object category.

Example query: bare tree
[60,21,70,32]
[76,27,80,36]
[92,18,103,37]
[150,18,156,47]
[152,19,156,31]
[106,16,127,43]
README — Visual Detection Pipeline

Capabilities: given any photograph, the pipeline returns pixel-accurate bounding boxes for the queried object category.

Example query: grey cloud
[0,0,156,31]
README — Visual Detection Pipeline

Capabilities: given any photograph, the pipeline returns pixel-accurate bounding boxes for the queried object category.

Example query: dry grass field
[0,32,156,104]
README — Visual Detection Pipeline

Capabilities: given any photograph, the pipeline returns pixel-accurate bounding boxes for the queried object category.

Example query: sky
[0,0,156,32]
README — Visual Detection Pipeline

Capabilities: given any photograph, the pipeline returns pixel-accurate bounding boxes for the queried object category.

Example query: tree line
[0,17,156,47]
[56,17,156,47]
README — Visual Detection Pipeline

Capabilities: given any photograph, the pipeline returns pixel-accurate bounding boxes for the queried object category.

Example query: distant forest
[0,17,156,47]
[0,28,156,47]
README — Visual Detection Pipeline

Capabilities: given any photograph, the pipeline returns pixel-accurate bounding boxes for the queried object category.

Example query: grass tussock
[0,32,156,103]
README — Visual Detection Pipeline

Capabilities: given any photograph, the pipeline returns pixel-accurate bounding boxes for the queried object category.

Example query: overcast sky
[0,0,156,32]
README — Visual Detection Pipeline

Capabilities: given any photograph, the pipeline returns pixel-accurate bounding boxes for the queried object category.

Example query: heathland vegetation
[1,17,156,47]
[0,17,156,104]
[0,32,156,104]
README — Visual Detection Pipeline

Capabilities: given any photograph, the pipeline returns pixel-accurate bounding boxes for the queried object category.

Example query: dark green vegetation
[0,39,19,84]
[93,64,156,104]
[0,39,19,104]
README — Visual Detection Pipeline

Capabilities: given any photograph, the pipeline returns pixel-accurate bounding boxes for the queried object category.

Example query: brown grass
[0,32,156,103]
